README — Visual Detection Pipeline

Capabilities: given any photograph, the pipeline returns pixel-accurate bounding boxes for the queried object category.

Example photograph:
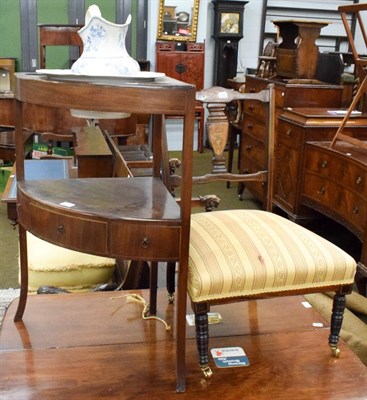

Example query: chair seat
[188,210,356,303]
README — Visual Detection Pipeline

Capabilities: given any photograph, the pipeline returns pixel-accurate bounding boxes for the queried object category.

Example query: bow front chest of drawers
[241,75,344,202]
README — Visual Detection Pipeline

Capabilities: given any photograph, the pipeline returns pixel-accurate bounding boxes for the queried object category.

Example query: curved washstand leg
[14,225,28,322]
[194,304,213,378]
[166,261,176,304]
[328,293,346,357]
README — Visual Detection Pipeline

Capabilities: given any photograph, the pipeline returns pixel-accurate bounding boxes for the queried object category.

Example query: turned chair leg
[329,293,346,357]
[194,308,213,378]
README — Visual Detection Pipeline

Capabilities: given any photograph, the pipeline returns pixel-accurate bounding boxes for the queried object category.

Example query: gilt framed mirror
[157,0,200,42]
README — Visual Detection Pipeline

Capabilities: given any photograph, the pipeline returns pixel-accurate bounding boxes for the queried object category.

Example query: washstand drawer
[109,221,180,261]
[20,201,108,255]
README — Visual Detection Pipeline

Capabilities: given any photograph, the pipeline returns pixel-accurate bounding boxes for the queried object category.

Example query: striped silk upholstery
[188,210,356,303]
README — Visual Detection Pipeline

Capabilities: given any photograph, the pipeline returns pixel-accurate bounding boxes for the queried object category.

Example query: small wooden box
[275,48,298,78]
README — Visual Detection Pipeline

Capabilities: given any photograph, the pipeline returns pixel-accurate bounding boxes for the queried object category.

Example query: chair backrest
[38,24,83,69]
[194,84,276,211]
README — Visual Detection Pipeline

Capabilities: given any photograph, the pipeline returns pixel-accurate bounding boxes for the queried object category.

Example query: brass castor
[168,293,175,304]
[330,345,340,357]
[200,365,213,378]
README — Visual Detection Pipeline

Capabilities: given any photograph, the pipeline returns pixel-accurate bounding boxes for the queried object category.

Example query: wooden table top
[17,177,181,222]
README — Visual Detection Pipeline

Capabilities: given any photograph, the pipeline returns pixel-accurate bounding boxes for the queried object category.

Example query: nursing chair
[190,85,357,378]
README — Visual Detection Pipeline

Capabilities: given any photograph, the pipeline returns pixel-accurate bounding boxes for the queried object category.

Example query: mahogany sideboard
[13,72,195,392]
[241,75,344,202]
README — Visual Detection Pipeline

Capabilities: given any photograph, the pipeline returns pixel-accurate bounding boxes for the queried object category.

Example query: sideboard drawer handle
[246,145,252,152]
[57,225,64,234]
[286,129,292,136]
[356,176,362,184]
[248,104,254,111]
[317,187,325,195]
[321,160,328,168]
[141,237,150,248]
[353,206,359,214]
[175,63,186,74]
[247,123,253,130]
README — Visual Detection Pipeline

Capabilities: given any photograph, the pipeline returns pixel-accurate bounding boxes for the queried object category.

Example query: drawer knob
[317,187,325,195]
[247,123,253,130]
[286,129,291,136]
[248,104,254,111]
[57,225,64,234]
[246,144,252,152]
[356,176,362,184]
[321,160,328,168]
[141,237,150,248]
[353,206,359,214]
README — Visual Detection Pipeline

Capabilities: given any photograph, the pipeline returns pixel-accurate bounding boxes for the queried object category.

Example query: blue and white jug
[71,5,140,75]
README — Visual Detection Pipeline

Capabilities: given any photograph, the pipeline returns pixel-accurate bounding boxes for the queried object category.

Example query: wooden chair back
[38,24,83,69]
[194,84,276,211]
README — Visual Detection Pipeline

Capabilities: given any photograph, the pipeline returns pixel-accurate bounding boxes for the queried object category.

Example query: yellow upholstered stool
[25,232,116,292]
[188,209,357,376]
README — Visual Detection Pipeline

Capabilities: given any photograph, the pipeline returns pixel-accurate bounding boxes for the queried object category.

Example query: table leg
[14,224,28,322]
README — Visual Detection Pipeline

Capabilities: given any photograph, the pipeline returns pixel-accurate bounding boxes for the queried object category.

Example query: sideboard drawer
[278,120,304,148]
[302,172,366,234]
[304,146,367,196]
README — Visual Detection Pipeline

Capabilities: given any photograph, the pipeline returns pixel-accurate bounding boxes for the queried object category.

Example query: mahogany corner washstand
[13,73,195,392]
